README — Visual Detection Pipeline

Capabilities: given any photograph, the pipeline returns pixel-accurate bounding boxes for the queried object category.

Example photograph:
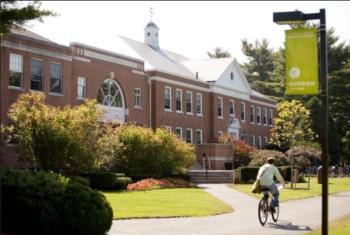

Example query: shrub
[81,171,132,190]
[286,145,321,168]
[249,149,290,167]
[127,178,191,191]
[112,125,195,178]
[1,169,113,235]
[238,166,260,183]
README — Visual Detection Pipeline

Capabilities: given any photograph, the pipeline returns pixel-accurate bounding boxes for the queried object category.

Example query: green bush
[81,171,132,190]
[249,149,290,167]
[1,169,113,235]
[237,166,297,183]
[112,125,195,178]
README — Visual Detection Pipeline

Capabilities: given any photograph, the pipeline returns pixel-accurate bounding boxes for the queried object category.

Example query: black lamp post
[273,9,328,235]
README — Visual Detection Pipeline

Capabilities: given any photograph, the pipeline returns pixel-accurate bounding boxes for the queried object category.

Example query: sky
[24,1,350,63]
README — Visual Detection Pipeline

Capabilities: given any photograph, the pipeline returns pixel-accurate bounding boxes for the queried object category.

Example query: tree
[270,100,315,151]
[207,47,231,58]
[0,1,55,36]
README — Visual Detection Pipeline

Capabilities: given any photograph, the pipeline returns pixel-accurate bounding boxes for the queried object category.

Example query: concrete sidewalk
[108,184,350,235]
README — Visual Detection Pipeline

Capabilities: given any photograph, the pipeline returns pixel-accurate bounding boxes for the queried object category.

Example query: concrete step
[187,170,234,183]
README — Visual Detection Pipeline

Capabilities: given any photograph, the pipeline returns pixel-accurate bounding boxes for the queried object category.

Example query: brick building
[0,21,276,169]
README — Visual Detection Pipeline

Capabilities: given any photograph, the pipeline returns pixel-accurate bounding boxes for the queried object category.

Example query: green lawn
[305,215,350,235]
[231,177,350,201]
[103,188,233,219]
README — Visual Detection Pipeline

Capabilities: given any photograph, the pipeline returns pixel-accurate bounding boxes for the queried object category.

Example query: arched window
[97,79,123,107]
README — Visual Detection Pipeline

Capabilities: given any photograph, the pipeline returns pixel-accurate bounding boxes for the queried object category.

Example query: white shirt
[257,163,285,186]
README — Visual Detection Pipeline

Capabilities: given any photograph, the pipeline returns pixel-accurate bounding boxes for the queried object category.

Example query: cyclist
[256,157,286,212]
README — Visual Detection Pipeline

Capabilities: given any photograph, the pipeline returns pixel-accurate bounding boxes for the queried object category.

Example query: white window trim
[196,129,203,144]
[218,96,224,118]
[186,128,193,144]
[257,107,261,125]
[175,127,183,140]
[134,88,142,108]
[175,89,183,113]
[263,136,268,146]
[164,86,172,112]
[240,102,246,122]
[50,62,63,94]
[186,91,193,115]
[263,107,268,126]
[229,99,235,116]
[250,105,255,124]
[77,76,87,100]
[251,135,255,147]
[196,93,203,116]
[269,109,273,127]
[9,53,23,88]
[30,57,44,91]
[258,136,262,149]
[164,126,172,131]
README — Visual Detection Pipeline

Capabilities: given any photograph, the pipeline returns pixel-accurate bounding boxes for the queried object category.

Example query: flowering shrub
[127,178,191,191]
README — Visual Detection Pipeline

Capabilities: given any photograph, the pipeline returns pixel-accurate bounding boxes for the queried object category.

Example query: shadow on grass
[266,220,312,231]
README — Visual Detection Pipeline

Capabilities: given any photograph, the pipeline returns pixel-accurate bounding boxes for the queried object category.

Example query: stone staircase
[187,170,234,184]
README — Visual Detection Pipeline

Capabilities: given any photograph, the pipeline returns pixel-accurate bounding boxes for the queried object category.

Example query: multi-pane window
[229,100,235,116]
[196,93,202,116]
[263,137,268,147]
[217,97,223,118]
[134,88,141,107]
[164,87,171,110]
[240,102,245,121]
[268,109,273,126]
[263,108,267,125]
[256,107,261,125]
[257,136,262,149]
[30,58,43,91]
[176,89,182,112]
[97,79,123,107]
[77,77,86,99]
[250,105,255,123]
[9,53,23,88]
[251,135,255,147]
[186,91,192,113]
[196,129,203,144]
[175,127,182,140]
[186,128,193,144]
[50,63,62,93]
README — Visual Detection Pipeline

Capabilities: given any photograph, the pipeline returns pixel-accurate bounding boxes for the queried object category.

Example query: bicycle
[258,188,279,226]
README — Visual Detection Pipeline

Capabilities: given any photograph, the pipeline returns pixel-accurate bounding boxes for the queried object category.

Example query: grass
[305,215,350,235]
[231,177,350,201]
[103,188,233,219]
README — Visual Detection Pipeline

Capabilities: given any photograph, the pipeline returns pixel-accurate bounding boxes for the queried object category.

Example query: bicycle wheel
[271,206,279,222]
[258,198,268,226]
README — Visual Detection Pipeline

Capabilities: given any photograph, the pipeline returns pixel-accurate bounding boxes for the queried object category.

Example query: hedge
[1,169,113,235]
[237,166,300,183]
[81,171,132,190]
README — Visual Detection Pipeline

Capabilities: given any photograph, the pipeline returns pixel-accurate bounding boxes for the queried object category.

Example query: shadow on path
[266,220,312,232]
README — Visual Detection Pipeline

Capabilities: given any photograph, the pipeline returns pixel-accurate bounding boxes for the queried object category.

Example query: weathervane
[150,7,154,21]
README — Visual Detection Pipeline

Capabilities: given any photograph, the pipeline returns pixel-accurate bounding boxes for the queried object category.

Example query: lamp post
[273,9,328,235]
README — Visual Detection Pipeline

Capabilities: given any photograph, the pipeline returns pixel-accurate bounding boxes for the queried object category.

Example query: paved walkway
[108,184,350,235]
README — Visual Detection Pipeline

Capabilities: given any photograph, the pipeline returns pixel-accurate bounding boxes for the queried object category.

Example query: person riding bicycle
[256,157,285,212]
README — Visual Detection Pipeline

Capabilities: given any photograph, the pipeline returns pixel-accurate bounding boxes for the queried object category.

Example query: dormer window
[230,72,234,81]
[147,32,151,37]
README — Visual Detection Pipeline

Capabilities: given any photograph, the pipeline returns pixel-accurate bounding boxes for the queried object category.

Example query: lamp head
[273,10,305,25]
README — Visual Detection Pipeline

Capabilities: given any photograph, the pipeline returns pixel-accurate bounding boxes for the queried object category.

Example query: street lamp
[273,9,328,235]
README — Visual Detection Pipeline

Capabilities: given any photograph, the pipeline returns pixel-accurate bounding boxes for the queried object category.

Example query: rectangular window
[217,97,223,118]
[30,58,43,91]
[263,136,268,147]
[176,89,182,112]
[230,100,235,116]
[186,91,193,114]
[77,77,86,99]
[164,86,172,110]
[258,136,262,149]
[263,107,267,125]
[9,53,23,88]
[256,107,261,125]
[175,127,182,140]
[134,88,141,107]
[250,105,255,124]
[240,102,245,121]
[50,63,62,93]
[164,126,172,131]
[251,135,255,147]
[196,129,203,144]
[196,93,202,116]
[186,128,193,144]
[268,109,273,126]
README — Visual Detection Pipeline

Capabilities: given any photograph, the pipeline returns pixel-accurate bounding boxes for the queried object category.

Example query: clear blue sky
[26,1,350,63]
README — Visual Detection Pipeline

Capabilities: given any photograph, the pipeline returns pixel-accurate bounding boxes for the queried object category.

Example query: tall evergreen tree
[207,47,231,58]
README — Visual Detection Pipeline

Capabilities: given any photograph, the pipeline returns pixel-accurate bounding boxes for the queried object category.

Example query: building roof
[145,21,159,28]
[10,26,55,44]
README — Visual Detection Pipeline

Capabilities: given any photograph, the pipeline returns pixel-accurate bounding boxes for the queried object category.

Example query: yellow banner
[285,28,319,95]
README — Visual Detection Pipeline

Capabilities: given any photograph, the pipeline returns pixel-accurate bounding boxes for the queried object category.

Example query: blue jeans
[261,183,279,207]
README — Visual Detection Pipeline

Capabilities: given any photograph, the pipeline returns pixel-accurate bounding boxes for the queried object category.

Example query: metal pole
[319,8,329,235]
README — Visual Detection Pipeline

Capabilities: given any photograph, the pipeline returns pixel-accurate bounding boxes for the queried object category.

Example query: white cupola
[144,21,160,50]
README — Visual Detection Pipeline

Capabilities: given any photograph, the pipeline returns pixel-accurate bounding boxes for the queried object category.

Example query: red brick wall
[195,144,234,170]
